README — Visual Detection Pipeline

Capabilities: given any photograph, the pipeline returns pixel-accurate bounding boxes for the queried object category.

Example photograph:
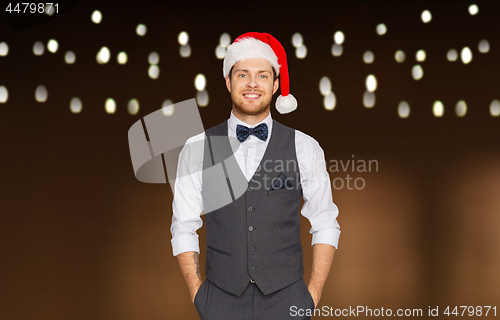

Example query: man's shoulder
[204,120,228,136]
[181,120,230,159]
[184,131,206,145]
[294,129,319,145]
[183,120,227,144]
[272,120,323,155]
[292,127,323,155]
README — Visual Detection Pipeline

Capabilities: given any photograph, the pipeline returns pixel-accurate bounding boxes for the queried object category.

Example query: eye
[260,75,267,79]
[239,74,246,78]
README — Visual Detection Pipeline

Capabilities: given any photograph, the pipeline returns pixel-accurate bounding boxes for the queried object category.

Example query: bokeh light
[117,52,128,64]
[416,50,426,62]
[148,51,159,64]
[33,41,44,55]
[148,65,160,79]
[324,92,336,110]
[366,74,377,92]
[47,39,58,53]
[398,101,410,118]
[296,45,307,59]
[35,85,48,102]
[334,31,345,44]
[215,45,226,59]
[319,76,332,96]
[421,10,432,23]
[97,46,110,64]
[70,97,82,113]
[196,90,209,107]
[363,91,375,108]
[220,33,231,48]
[91,10,102,24]
[447,49,458,61]
[180,44,191,58]
[162,99,174,116]
[478,40,490,53]
[461,47,472,64]
[363,51,374,64]
[376,23,387,35]
[490,100,500,116]
[0,86,8,103]
[469,4,479,15]
[178,32,189,45]
[331,44,343,57]
[44,3,55,16]
[395,50,405,63]
[412,65,423,80]
[433,101,444,117]
[136,24,147,36]
[127,99,139,115]
[195,74,207,91]
[455,100,467,117]
[105,98,116,114]
[292,33,303,48]
[65,51,76,64]
[0,42,7,56]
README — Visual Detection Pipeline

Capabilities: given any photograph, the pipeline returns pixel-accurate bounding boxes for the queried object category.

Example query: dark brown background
[1,0,499,319]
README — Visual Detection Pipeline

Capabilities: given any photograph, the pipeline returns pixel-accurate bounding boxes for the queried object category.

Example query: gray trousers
[194,277,315,320]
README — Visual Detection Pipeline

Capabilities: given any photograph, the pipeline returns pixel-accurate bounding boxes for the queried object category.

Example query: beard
[231,90,272,116]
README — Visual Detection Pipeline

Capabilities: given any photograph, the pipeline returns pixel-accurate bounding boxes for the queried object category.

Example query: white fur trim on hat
[223,37,281,78]
[276,94,297,114]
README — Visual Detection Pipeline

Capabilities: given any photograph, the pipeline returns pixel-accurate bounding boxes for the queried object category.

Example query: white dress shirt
[170,111,341,256]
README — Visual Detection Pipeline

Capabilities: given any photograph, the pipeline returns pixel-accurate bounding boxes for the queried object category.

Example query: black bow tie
[236,123,268,142]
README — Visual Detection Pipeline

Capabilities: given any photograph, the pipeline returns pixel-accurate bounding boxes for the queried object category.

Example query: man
[170,32,340,320]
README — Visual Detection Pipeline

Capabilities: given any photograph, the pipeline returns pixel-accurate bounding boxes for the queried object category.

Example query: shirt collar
[228,110,273,140]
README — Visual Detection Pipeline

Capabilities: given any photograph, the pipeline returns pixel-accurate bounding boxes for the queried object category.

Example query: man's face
[226,58,279,116]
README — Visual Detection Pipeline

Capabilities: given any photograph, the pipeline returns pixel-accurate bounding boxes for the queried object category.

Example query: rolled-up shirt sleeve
[170,133,205,256]
[296,131,341,249]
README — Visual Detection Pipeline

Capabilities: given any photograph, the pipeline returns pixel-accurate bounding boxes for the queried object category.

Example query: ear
[225,75,232,93]
[273,77,279,95]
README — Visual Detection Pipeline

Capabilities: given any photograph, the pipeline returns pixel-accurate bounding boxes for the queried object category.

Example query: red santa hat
[223,32,298,114]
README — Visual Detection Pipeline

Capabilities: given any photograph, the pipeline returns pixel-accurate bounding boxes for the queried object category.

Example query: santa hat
[223,32,298,114]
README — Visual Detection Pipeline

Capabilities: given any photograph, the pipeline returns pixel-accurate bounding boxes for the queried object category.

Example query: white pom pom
[275,94,298,114]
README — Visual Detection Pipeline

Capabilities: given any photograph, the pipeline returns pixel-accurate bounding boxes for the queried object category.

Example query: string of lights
[1,3,499,118]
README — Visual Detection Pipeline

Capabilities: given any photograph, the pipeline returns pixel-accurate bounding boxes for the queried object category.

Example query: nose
[246,75,259,88]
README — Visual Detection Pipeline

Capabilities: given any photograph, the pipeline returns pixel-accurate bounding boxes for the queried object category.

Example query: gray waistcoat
[201,119,304,296]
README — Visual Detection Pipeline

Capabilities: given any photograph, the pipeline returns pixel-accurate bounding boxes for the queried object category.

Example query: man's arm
[170,133,205,303]
[295,131,340,308]
[177,251,203,303]
[307,243,336,308]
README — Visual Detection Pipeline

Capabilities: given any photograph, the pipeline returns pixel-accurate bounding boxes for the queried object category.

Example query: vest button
[248,226,253,231]
[248,207,253,211]
[248,187,252,191]
[250,278,255,283]
[249,265,255,270]
[249,246,255,251]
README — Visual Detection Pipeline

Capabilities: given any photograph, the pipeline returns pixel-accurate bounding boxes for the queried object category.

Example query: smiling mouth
[243,93,261,100]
